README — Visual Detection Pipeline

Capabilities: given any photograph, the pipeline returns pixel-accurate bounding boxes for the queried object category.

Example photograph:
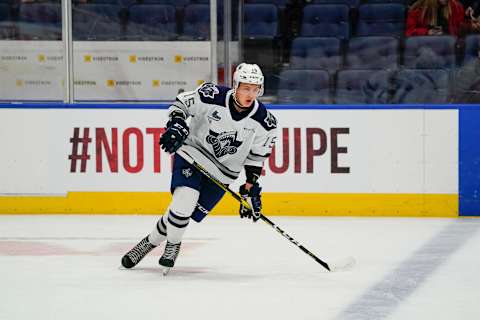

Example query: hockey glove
[159,117,189,153]
[239,183,262,222]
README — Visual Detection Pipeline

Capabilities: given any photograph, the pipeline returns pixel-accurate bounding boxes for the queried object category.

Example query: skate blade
[162,267,171,276]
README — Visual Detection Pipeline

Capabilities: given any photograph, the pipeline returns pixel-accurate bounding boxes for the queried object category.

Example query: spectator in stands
[451,48,480,102]
[460,0,480,33]
[406,0,465,36]
[463,0,480,18]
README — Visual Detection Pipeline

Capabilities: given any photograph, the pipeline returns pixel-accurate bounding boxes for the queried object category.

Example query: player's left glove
[239,183,262,222]
[159,117,189,153]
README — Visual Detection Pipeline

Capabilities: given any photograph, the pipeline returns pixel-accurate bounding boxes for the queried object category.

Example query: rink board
[0,104,477,216]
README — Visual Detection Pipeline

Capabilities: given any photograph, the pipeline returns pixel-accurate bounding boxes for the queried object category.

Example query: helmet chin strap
[232,90,252,110]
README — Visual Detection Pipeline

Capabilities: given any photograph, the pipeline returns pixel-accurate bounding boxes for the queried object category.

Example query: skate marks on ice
[118,265,265,282]
[0,238,213,257]
[336,219,480,320]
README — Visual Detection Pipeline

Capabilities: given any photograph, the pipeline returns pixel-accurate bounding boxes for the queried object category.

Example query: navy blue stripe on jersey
[250,102,277,131]
[247,151,271,162]
[170,99,188,118]
[197,83,230,107]
[185,142,240,180]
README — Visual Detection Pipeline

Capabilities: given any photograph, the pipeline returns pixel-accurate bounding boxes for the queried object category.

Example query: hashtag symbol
[69,128,91,173]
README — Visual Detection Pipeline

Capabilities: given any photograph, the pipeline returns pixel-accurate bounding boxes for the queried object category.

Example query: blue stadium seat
[17,2,62,40]
[86,0,121,4]
[190,0,215,3]
[245,0,288,35]
[290,37,341,72]
[391,69,449,103]
[73,4,124,40]
[310,0,360,9]
[181,4,226,40]
[179,2,239,40]
[139,0,189,3]
[346,36,399,69]
[363,0,406,3]
[0,3,9,21]
[125,4,177,40]
[277,69,331,104]
[356,3,405,37]
[0,3,14,39]
[181,4,210,40]
[243,4,279,70]
[301,4,350,40]
[335,69,393,104]
[246,0,289,10]
[403,35,456,69]
[463,34,480,65]
[244,4,278,39]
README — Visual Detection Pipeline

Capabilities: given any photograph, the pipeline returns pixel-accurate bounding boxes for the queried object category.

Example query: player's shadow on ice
[122,266,262,281]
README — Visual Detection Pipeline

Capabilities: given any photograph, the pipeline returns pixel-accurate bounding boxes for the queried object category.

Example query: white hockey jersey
[169,82,278,184]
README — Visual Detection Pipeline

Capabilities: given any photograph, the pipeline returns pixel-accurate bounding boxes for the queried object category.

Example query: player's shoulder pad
[196,82,229,107]
[251,102,277,131]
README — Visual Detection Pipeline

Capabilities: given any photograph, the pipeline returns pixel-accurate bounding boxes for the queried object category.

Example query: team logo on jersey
[206,129,243,158]
[264,112,277,128]
[208,110,221,122]
[199,83,219,99]
[182,168,193,178]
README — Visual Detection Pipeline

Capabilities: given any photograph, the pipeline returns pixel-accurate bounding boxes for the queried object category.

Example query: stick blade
[329,256,356,272]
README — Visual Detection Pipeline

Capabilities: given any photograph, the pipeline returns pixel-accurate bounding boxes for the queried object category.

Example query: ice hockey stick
[176,149,355,272]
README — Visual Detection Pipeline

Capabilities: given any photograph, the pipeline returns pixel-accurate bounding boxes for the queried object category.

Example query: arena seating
[355,3,406,37]
[345,36,399,69]
[301,4,350,40]
[125,4,177,40]
[277,69,331,104]
[2,0,479,103]
[289,37,342,72]
[403,35,456,69]
[73,3,123,40]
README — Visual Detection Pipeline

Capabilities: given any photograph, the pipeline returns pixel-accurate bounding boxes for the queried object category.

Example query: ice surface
[0,215,479,320]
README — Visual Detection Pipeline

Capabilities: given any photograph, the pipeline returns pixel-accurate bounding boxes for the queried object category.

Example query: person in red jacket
[406,0,465,36]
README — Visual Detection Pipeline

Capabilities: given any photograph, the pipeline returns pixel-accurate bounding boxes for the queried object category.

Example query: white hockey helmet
[233,63,264,96]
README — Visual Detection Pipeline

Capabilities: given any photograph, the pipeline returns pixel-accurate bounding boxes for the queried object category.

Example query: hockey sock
[148,214,168,246]
[166,210,190,244]
[166,186,199,244]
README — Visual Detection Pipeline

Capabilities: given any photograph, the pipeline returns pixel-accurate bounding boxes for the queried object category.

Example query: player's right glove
[239,183,262,222]
[159,117,189,153]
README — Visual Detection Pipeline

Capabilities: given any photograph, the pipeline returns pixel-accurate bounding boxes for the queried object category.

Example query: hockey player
[121,63,278,274]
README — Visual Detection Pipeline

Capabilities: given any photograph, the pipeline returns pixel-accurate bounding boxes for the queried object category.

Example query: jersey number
[185,97,195,108]
[263,136,276,148]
